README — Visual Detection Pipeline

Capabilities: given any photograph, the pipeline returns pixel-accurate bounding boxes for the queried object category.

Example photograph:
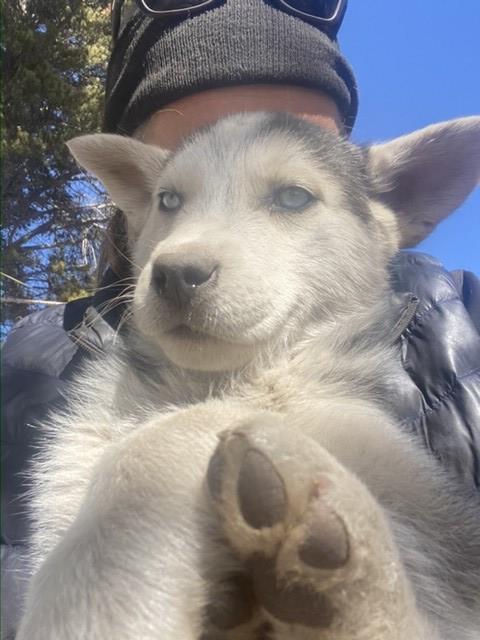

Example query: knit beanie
[104,0,358,136]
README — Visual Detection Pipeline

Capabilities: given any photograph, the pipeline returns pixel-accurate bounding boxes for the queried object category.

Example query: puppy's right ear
[67,134,170,215]
[367,117,480,248]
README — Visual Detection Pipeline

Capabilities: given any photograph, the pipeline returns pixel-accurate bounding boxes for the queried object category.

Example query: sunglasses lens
[142,0,212,11]
[284,0,342,21]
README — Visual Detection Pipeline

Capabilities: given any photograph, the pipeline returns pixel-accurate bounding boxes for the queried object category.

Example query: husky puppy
[17,113,480,640]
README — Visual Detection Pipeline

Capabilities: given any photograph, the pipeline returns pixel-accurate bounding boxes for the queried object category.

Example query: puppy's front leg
[17,401,253,640]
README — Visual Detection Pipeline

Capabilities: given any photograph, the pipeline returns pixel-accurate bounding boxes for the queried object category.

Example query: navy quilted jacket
[1,252,480,638]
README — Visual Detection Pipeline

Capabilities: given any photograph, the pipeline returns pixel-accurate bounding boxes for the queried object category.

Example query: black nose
[151,257,218,308]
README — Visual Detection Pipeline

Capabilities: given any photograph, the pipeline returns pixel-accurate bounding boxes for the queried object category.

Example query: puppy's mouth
[159,321,261,371]
[165,323,254,347]
[167,324,213,342]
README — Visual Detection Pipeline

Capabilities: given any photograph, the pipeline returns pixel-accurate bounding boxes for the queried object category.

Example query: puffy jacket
[1,252,480,637]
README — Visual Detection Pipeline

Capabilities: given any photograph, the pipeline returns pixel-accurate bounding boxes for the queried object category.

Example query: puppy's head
[68,113,480,372]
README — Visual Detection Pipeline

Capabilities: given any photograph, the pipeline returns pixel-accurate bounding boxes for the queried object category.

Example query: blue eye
[273,186,315,210]
[159,191,182,212]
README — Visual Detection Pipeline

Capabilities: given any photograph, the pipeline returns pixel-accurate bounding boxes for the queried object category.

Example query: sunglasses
[112,0,347,43]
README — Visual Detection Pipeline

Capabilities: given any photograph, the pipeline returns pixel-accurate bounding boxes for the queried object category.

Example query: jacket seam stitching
[413,368,480,419]
[407,295,459,325]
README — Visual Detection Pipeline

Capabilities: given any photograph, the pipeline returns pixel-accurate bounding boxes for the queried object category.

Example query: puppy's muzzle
[151,255,219,309]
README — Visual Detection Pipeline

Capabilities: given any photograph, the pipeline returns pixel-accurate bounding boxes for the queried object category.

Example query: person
[2,0,479,637]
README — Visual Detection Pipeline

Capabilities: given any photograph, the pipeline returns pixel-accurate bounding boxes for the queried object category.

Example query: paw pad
[205,574,255,630]
[251,555,335,628]
[237,448,287,529]
[298,501,349,569]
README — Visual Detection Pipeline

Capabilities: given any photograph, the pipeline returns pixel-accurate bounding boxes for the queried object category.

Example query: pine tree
[2,1,112,327]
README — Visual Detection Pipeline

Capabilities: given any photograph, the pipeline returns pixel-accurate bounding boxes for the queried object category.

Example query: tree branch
[2,297,63,306]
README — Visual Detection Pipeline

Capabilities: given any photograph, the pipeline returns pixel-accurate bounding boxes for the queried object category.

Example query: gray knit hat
[104,0,358,135]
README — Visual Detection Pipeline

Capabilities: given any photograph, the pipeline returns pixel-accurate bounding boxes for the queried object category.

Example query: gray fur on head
[69,114,480,368]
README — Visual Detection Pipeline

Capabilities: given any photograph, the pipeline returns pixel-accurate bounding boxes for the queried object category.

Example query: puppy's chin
[158,330,256,372]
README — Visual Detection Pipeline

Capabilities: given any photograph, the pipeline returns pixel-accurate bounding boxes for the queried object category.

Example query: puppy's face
[129,115,394,370]
[68,113,480,371]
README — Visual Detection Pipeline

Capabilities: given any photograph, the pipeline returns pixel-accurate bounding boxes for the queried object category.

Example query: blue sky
[340,0,479,274]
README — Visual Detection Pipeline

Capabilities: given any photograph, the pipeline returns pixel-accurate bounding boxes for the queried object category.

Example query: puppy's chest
[239,368,318,415]
[235,348,390,418]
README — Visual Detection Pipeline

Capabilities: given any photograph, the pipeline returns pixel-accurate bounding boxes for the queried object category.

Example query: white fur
[16,113,480,639]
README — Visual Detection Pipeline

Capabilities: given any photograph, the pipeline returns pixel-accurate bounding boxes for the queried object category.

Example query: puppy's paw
[207,419,417,637]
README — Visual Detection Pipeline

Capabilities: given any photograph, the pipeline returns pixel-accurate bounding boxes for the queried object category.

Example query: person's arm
[1,305,77,638]
[390,252,480,490]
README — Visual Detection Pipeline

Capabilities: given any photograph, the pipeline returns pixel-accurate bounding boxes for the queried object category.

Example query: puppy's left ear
[367,116,480,248]
[67,133,170,216]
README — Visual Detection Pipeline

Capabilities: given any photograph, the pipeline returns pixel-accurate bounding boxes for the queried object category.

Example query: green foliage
[2,0,113,325]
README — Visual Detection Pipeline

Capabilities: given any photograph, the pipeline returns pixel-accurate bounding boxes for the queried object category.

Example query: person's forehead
[136,85,343,150]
